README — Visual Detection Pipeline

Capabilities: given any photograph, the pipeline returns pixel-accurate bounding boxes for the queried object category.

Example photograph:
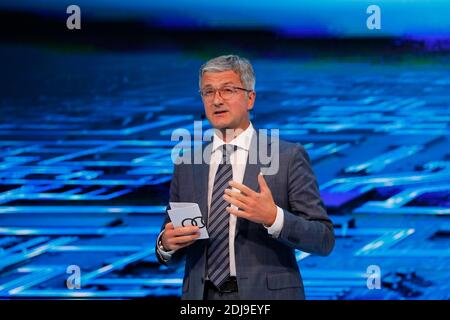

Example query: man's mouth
[214,110,228,116]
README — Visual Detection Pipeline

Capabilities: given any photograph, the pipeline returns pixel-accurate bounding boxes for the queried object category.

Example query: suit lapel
[193,142,211,226]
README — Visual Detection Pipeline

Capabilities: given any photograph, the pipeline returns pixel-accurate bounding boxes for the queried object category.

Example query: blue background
[0,0,449,299]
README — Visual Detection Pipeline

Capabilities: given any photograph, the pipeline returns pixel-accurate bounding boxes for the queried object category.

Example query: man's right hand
[160,222,201,251]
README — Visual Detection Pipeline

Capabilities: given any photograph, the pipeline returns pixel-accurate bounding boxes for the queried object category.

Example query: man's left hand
[223,174,277,227]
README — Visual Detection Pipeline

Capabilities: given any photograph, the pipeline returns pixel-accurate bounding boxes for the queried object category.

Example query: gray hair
[199,55,255,91]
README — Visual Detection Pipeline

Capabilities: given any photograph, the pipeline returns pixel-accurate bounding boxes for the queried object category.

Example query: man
[156,54,334,300]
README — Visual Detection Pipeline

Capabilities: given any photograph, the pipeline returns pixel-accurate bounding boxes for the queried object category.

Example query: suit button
[201,277,204,283]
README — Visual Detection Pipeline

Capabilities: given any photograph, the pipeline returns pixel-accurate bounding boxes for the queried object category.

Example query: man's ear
[247,91,256,111]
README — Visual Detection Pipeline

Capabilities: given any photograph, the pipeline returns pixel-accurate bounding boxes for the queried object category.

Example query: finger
[223,194,248,210]
[226,206,248,218]
[171,233,200,245]
[165,222,174,230]
[228,180,256,196]
[171,226,200,236]
[258,173,269,192]
[224,189,250,204]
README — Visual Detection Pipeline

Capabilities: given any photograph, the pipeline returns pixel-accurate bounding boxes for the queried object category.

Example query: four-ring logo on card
[182,216,206,228]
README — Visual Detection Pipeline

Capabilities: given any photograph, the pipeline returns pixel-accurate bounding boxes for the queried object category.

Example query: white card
[168,202,209,239]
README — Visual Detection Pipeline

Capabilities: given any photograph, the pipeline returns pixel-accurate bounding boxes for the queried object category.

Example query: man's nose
[212,90,224,105]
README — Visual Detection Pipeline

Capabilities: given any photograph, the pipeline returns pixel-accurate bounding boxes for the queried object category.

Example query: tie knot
[222,144,236,164]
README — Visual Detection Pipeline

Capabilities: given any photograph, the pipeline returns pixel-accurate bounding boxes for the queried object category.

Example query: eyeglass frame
[199,85,253,100]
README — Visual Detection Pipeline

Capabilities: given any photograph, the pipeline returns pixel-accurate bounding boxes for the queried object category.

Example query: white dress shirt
[157,122,285,275]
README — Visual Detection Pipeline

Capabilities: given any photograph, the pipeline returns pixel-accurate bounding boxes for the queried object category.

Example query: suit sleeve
[155,163,189,266]
[276,144,335,256]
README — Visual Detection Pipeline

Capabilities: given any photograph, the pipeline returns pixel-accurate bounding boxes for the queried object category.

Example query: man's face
[201,70,255,132]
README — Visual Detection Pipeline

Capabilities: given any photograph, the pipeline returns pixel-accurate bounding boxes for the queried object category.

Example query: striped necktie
[206,144,235,289]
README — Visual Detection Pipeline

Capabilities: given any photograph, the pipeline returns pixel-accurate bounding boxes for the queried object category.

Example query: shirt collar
[212,122,255,153]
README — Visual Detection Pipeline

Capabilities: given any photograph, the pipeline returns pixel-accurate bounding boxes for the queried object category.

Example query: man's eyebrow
[202,82,237,89]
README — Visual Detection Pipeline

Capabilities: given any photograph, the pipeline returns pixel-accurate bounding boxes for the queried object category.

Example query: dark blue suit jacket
[157,131,334,299]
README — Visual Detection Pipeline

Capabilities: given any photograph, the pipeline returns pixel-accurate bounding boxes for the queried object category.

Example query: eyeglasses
[199,85,252,101]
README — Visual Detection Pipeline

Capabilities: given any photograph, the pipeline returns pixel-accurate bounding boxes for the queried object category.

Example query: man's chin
[211,120,231,130]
